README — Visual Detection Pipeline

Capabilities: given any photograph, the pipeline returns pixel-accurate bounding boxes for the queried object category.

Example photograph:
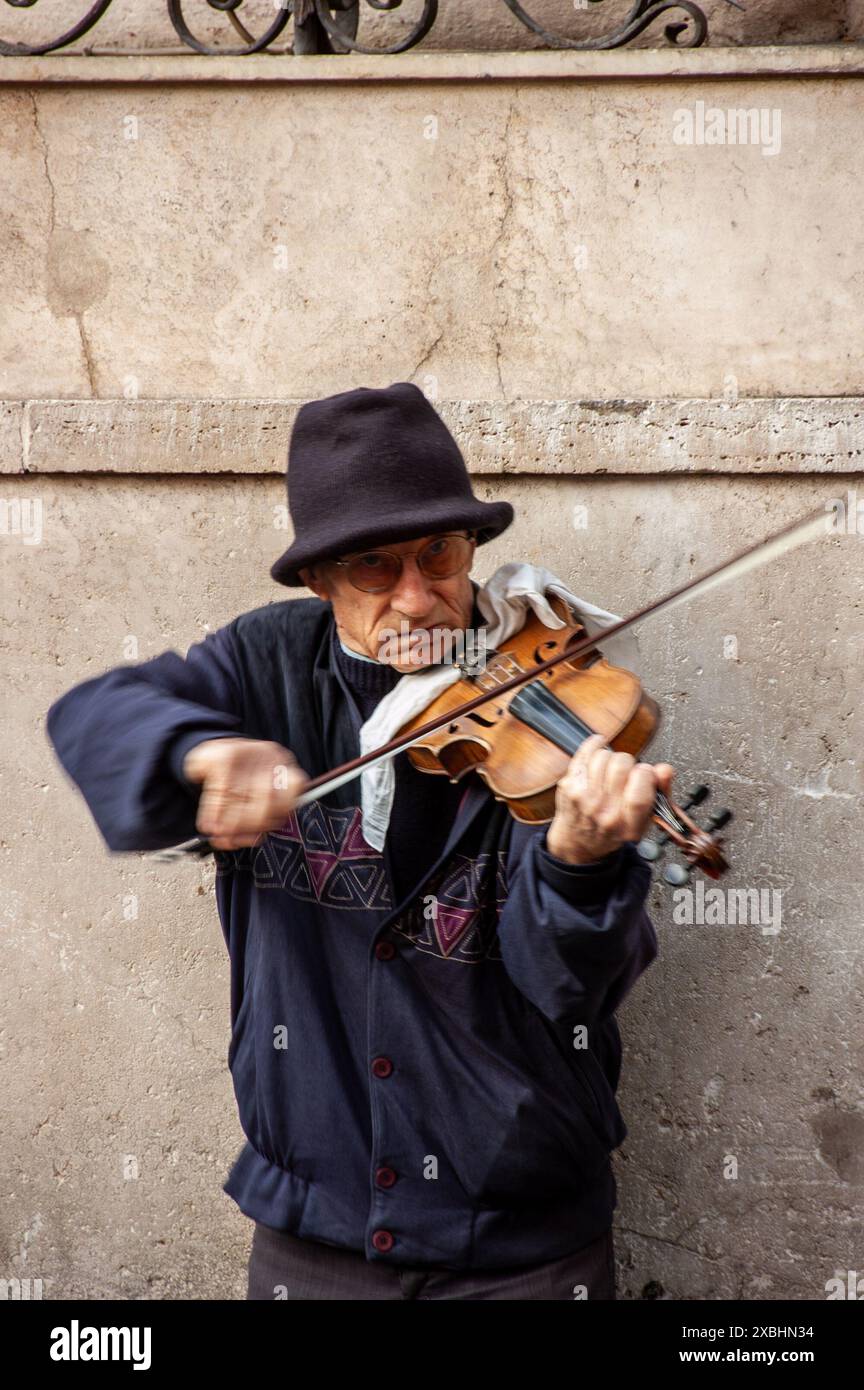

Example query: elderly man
[46,381,670,1302]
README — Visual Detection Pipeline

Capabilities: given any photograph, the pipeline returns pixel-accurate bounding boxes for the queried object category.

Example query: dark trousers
[246,1221,616,1301]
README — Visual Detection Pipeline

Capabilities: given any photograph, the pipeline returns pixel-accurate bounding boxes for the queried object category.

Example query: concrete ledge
[4,397,863,475]
[0,47,862,87]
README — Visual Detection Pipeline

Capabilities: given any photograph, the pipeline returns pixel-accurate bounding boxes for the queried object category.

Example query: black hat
[270,381,514,587]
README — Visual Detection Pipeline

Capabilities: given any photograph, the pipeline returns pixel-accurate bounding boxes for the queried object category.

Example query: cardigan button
[375,1166,397,1189]
[371,1056,393,1079]
[372,1229,395,1253]
[375,940,396,961]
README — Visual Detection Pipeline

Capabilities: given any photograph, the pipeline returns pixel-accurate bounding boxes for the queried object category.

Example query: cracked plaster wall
[1,58,862,1300]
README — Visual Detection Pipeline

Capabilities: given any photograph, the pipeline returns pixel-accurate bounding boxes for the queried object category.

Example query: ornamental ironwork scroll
[0,0,745,59]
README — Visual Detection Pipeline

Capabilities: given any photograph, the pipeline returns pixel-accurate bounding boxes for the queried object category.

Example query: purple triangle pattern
[393,851,509,963]
[227,803,392,912]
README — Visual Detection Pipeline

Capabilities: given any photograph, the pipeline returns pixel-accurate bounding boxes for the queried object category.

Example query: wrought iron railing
[0,1,745,59]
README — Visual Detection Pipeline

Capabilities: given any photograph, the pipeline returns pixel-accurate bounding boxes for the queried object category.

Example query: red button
[372,1229,394,1253]
[375,1166,397,1189]
[375,940,396,961]
[371,1056,393,1079]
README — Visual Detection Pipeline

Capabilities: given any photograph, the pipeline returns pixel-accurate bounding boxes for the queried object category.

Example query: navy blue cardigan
[45,595,658,1270]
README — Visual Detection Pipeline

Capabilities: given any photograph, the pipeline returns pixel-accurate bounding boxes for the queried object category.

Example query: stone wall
[2,48,862,1300]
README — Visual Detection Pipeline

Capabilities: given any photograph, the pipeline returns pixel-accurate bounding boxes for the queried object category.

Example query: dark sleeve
[45,624,246,853]
[496,823,658,1026]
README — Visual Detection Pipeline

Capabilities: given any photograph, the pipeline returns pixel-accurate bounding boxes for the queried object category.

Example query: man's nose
[389,558,437,618]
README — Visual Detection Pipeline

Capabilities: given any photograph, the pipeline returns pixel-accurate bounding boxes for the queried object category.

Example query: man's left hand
[545,733,675,866]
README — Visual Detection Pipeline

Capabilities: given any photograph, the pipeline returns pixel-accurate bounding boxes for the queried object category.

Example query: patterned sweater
[45,593,658,1270]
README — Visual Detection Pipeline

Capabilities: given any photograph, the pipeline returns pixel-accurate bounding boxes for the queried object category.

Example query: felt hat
[270,381,513,587]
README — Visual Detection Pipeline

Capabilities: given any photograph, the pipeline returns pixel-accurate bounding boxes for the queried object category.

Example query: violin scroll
[637,785,732,883]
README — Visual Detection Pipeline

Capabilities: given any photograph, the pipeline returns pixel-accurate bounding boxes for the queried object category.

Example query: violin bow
[146,508,828,862]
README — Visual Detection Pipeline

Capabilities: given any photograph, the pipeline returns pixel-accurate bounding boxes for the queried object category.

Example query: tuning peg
[706,808,733,832]
[683,784,710,809]
[637,837,663,862]
[662,862,691,886]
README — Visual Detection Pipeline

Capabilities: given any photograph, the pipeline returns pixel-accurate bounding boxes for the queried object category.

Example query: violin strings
[654,793,686,834]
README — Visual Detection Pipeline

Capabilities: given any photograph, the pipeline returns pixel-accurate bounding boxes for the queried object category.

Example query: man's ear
[300,564,330,600]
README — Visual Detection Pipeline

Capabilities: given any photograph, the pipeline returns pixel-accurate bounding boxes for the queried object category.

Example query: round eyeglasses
[331,532,476,594]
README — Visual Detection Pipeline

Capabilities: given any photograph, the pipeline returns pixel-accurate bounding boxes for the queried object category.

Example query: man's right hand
[182,738,310,850]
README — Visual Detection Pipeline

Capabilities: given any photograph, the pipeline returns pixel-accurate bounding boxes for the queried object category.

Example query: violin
[148,510,829,881]
[397,595,730,883]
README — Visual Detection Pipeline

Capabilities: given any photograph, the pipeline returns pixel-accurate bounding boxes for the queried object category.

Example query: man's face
[299,532,476,674]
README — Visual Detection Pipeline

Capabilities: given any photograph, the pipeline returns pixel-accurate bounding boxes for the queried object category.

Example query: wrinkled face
[299,532,477,673]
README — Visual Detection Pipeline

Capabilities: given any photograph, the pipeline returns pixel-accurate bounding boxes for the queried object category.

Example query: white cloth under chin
[357,561,641,852]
